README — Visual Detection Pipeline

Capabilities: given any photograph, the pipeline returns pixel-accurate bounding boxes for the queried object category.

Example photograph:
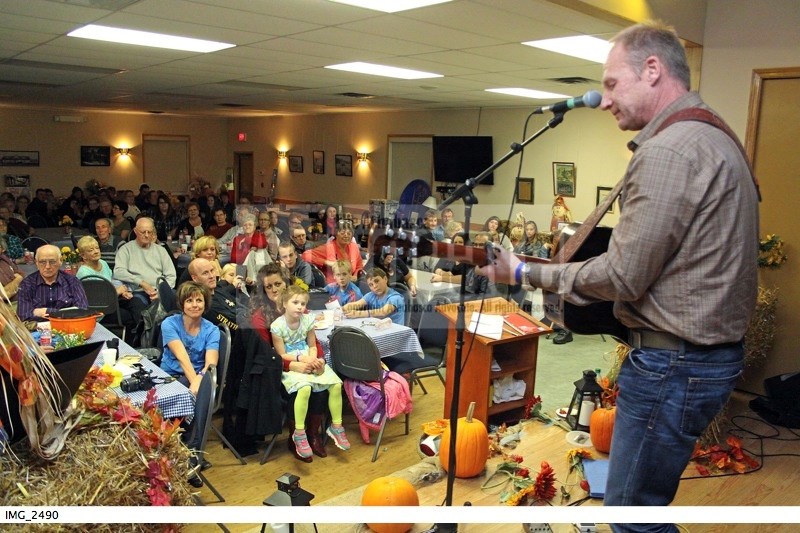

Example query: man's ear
[643,55,662,86]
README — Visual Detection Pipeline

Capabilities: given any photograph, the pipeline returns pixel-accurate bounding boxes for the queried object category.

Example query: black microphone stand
[433,112,566,522]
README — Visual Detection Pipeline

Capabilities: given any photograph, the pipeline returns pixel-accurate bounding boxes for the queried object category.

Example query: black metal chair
[209,324,246,465]
[157,275,177,313]
[329,326,409,462]
[385,295,451,394]
[21,235,48,253]
[388,281,412,327]
[309,263,326,288]
[189,366,225,504]
[79,275,126,340]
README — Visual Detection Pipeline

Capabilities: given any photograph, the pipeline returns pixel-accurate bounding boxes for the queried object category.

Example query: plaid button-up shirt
[16,270,89,321]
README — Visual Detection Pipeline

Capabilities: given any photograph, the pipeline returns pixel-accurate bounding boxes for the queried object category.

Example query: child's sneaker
[292,430,313,458]
[326,425,351,451]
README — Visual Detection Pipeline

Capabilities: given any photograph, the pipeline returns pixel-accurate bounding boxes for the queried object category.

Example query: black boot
[307,414,327,458]
[286,419,312,463]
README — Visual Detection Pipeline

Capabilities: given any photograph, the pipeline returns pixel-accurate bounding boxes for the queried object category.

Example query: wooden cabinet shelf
[437,297,551,425]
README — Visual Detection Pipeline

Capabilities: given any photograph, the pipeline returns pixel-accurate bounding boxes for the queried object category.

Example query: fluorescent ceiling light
[327,0,451,13]
[325,62,442,80]
[486,88,571,99]
[68,24,235,53]
[522,35,612,63]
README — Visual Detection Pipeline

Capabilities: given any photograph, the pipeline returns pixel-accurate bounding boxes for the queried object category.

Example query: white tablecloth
[408,268,459,304]
[88,323,195,421]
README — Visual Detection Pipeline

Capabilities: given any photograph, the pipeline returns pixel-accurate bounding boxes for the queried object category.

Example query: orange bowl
[48,313,102,338]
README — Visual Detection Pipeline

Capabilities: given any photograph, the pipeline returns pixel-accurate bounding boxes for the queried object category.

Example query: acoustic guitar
[372,226,628,339]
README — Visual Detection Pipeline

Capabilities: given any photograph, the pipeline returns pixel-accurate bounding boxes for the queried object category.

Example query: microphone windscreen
[583,90,602,108]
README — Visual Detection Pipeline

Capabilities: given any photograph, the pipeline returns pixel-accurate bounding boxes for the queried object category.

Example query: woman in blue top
[160,281,220,397]
[341,267,405,325]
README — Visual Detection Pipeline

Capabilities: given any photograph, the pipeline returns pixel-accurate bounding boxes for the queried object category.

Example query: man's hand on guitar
[475,244,523,285]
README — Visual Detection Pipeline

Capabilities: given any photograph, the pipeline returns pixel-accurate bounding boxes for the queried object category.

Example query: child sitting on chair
[342,267,405,325]
[270,285,350,458]
[324,259,363,306]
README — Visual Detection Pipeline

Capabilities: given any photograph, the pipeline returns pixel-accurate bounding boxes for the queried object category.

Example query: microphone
[533,90,602,114]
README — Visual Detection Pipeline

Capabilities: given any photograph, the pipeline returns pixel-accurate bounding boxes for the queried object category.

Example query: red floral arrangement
[691,436,759,476]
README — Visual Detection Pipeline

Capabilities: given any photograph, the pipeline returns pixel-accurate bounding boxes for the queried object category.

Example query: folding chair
[157,275,177,312]
[309,264,326,288]
[388,282,412,327]
[385,296,450,394]
[209,324,247,464]
[21,235,48,253]
[329,326,409,462]
[79,275,126,340]
[189,366,225,505]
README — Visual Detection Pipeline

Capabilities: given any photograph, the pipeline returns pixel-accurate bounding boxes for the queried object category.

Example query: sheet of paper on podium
[467,313,504,340]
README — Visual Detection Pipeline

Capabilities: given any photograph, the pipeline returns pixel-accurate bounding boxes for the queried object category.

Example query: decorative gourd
[439,401,489,478]
[361,476,419,533]
[589,406,616,453]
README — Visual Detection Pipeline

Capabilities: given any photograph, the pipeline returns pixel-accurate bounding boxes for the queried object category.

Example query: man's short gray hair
[611,20,691,90]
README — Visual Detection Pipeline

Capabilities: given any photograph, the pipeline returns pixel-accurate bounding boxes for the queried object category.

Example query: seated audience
[152,193,182,242]
[0,217,25,263]
[431,232,466,282]
[231,213,267,265]
[0,236,23,302]
[176,202,208,240]
[75,235,146,343]
[278,241,314,288]
[353,211,374,250]
[515,221,551,258]
[16,244,89,321]
[111,200,132,240]
[302,221,363,284]
[365,250,417,297]
[95,217,122,269]
[206,208,234,240]
[257,211,280,261]
[1,202,32,238]
[342,267,405,325]
[188,258,243,334]
[114,217,177,305]
[324,259,362,306]
[483,215,513,251]
[290,226,312,254]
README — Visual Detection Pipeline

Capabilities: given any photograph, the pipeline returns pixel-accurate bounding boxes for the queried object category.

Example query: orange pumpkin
[589,406,616,453]
[439,401,489,478]
[361,476,419,533]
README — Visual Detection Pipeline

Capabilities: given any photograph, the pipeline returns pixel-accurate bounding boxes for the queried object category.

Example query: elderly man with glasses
[114,217,176,305]
[16,244,88,322]
[290,226,312,255]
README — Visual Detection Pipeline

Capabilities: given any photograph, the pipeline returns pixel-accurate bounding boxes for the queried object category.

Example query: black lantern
[261,473,314,533]
[566,369,604,431]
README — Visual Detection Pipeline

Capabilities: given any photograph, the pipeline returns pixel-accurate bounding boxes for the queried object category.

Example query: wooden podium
[437,297,552,425]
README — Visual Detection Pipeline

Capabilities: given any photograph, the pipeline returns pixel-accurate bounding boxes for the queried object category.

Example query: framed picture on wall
[335,154,352,177]
[313,150,324,174]
[81,145,110,166]
[516,177,534,204]
[288,155,303,173]
[0,150,39,167]
[552,161,576,197]
[596,186,616,214]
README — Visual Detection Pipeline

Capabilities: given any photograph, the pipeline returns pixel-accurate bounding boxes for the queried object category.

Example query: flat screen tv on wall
[433,136,494,185]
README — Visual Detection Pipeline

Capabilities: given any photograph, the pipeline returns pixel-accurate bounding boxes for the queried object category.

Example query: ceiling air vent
[549,76,598,85]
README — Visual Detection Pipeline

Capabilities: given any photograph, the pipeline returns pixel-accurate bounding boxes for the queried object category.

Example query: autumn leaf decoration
[691,436,759,476]
[75,366,184,505]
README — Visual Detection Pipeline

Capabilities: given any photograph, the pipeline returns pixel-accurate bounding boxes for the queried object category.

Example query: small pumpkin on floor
[439,401,489,478]
[361,476,419,533]
[589,406,616,453]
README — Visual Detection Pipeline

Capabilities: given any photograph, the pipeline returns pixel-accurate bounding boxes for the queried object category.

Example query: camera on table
[120,364,156,393]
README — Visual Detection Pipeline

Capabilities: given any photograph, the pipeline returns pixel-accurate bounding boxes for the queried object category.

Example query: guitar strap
[552,107,759,265]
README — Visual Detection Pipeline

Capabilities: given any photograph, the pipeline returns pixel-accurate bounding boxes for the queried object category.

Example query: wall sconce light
[117,147,131,156]
[357,152,369,163]
[278,150,287,159]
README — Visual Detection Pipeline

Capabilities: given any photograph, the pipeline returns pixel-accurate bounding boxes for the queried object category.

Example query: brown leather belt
[628,329,741,352]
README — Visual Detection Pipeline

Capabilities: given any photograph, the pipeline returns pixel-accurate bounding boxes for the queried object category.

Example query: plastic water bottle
[39,327,52,348]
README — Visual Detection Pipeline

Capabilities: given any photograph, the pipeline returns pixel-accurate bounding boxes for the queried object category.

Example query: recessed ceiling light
[486,88,571,100]
[325,62,442,80]
[68,24,235,53]
[327,0,451,13]
[522,35,612,63]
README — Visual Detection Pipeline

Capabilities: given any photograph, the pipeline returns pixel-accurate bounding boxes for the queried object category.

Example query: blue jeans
[604,343,744,533]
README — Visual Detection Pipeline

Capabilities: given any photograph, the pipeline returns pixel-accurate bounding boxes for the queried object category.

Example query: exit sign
[237,132,247,142]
